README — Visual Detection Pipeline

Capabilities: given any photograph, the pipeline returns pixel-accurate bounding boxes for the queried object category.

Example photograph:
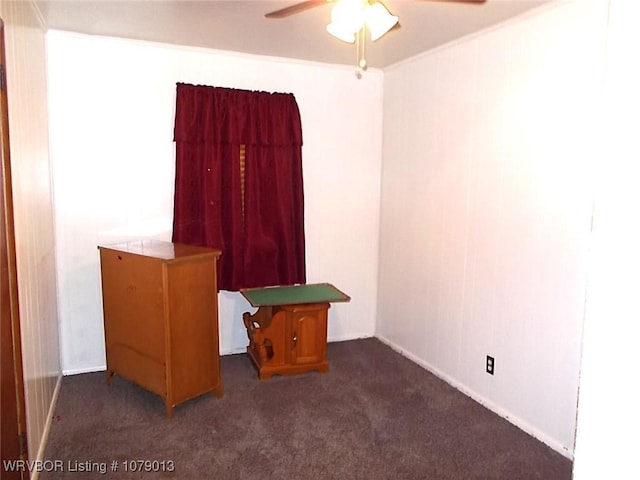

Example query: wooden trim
[0,17,29,478]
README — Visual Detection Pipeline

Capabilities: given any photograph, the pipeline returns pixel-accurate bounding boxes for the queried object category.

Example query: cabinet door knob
[292,332,297,347]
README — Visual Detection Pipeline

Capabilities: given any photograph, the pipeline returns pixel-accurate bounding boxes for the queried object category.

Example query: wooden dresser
[98,240,223,418]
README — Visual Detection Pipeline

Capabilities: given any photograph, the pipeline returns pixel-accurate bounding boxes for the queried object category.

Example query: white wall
[573,0,640,478]
[0,0,61,463]
[46,31,383,374]
[378,0,608,456]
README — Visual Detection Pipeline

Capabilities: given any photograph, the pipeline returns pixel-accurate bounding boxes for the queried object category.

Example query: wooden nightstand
[240,283,350,380]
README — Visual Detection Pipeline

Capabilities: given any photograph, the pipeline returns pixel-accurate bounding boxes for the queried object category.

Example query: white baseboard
[375,334,574,460]
[328,332,374,343]
[220,346,248,355]
[62,365,106,376]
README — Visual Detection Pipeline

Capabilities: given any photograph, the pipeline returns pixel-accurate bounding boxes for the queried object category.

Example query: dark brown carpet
[41,338,572,479]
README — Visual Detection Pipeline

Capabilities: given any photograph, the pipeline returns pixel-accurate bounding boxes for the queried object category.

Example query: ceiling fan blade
[265,1,329,19]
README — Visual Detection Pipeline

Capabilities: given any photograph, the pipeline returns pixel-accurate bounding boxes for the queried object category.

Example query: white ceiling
[34,0,550,69]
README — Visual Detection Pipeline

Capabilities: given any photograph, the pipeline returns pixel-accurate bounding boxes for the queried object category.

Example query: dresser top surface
[98,240,221,261]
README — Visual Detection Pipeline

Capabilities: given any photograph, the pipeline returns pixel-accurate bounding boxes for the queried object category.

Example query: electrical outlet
[486,355,495,375]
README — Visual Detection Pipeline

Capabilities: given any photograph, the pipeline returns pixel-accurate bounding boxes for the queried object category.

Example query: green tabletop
[240,283,350,307]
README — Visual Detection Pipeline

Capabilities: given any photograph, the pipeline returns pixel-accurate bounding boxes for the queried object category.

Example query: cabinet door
[290,306,328,365]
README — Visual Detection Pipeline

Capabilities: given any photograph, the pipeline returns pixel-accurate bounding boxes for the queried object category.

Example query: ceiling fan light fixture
[326,0,367,43]
[366,2,399,41]
[324,0,399,77]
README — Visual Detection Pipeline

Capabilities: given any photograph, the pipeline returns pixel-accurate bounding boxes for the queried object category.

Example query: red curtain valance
[173,83,303,147]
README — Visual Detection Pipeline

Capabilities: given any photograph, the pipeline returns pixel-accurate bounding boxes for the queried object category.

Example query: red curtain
[172,83,306,291]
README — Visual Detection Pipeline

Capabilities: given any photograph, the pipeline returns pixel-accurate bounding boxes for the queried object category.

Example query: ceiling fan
[265,0,486,76]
